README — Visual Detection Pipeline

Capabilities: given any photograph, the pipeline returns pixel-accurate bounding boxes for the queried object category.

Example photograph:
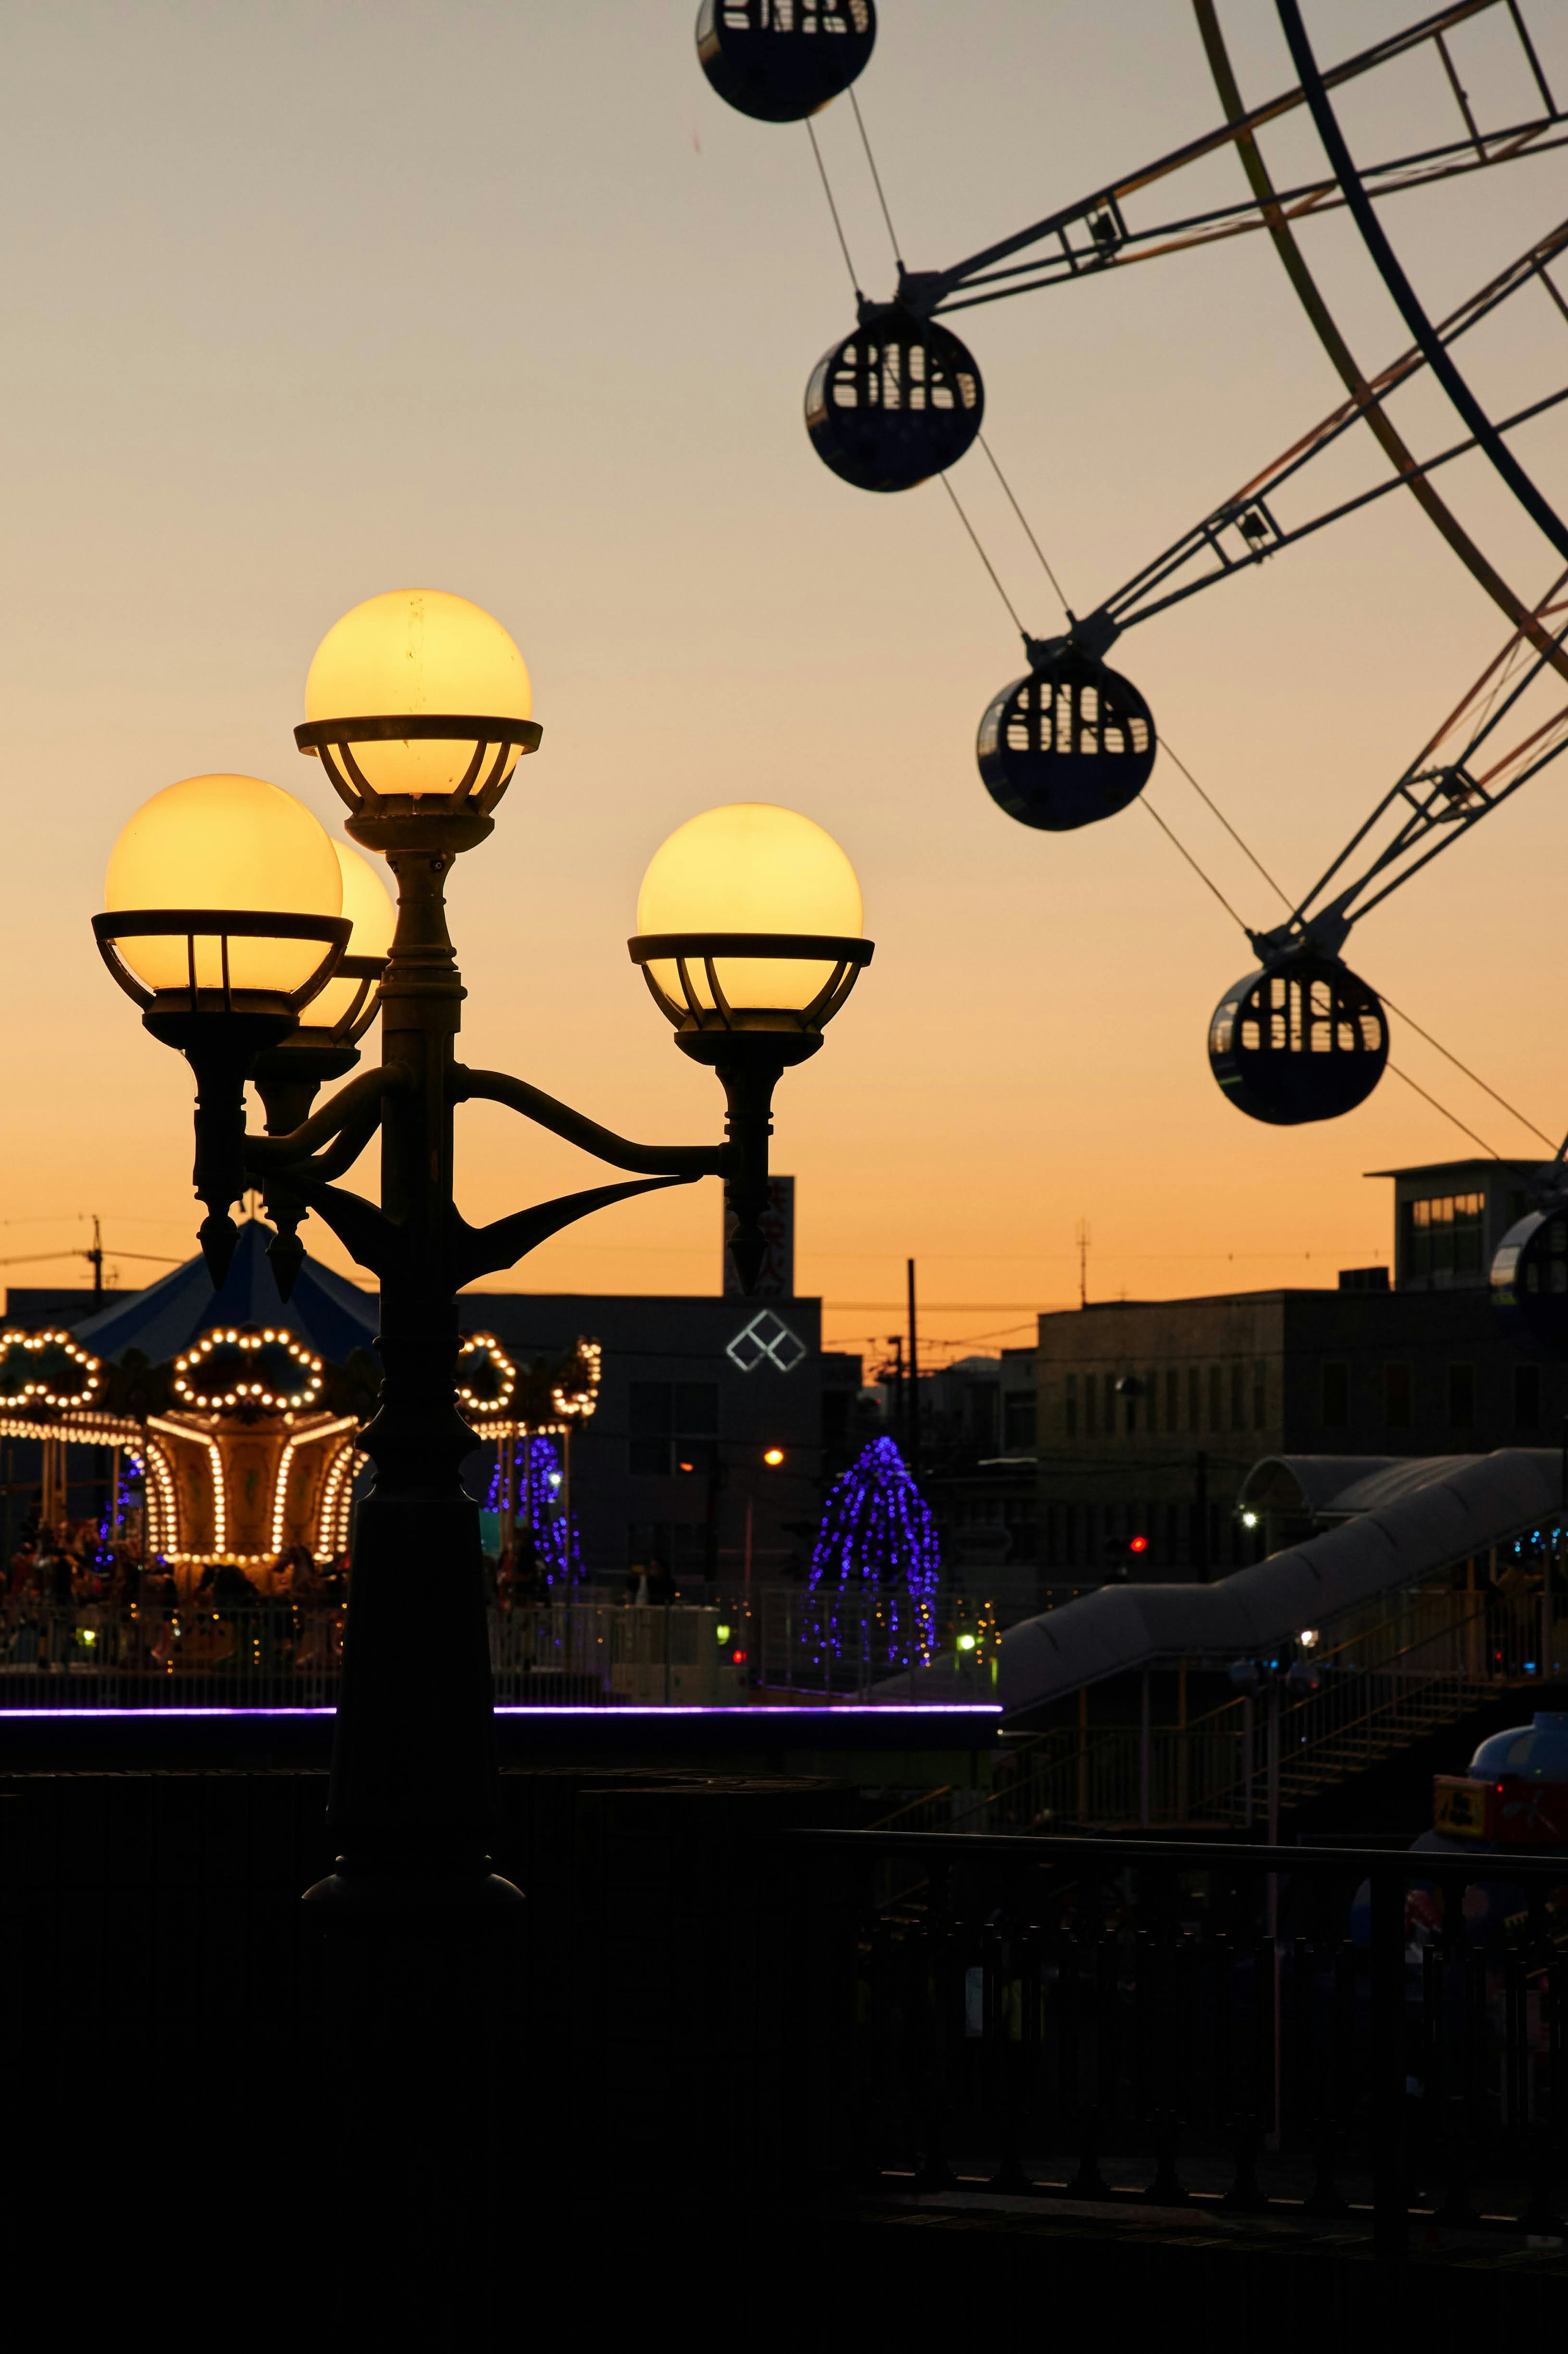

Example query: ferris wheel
[694,1,1568,1135]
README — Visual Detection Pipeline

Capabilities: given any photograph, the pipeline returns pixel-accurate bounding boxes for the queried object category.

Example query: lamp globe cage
[978,641,1157,830]
[696,0,875,123]
[1207,952,1389,1126]
[92,773,351,1281]
[296,588,541,836]
[806,307,983,493]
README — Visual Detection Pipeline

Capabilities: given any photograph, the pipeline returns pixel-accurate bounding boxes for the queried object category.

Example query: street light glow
[636,802,864,1013]
[763,1446,785,1466]
[104,773,342,994]
[304,588,533,798]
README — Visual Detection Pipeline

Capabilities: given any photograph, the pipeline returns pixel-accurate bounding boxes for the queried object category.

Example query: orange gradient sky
[3,1,1566,1371]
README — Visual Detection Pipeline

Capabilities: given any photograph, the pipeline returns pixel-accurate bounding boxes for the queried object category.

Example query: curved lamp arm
[244,1063,410,1169]
[452,1064,735,1180]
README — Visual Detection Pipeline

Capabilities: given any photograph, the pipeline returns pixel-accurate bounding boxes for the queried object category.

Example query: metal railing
[871,1587,1557,1834]
[800,1827,1568,2249]
[0,1594,997,1708]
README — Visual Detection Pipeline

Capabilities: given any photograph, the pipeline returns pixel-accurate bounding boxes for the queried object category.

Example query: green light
[957,1633,976,1652]
[716,1624,731,1644]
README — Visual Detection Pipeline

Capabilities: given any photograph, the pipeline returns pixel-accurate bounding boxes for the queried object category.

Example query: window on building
[1004,1392,1037,1449]
[1448,1363,1476,1428]
[1084,1374,1096,1438]
[1165,1367,1179,1433]
[1251,1360,1267,1432]
[1187,1366,1200,1432]
[1207,1365,1222,1433]
[1385,1363,1412,1428]
[1103,1372,1116,1434]
[1065,1374,1078,1439]
[1515,1362,1541,1430]
[1321,1362,1349,1428]
[1403,1191,1485,1283]
[1229,1362,1245,1432]
[628,1381,719,1476]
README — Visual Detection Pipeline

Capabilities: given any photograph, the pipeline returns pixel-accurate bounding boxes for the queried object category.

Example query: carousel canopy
[71,1217,378,1368]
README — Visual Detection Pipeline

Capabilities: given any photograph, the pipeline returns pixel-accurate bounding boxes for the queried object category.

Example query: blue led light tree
[487,1434,583,1588]
[808,1435,940,1668]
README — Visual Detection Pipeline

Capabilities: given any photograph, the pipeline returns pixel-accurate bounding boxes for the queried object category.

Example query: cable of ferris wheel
[975,435,1073,619]
[848,89,902,270]
[1384,1061,1501,1158]
[1156,735,1292,908]
[804,119,862,297]
[938,473,1028,635]
[1139,783,1544,1158]
[1374,990,1557,1149]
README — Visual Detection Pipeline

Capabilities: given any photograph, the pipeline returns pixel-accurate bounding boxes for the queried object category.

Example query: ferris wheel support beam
[1194,0,1568,686]
[1276,0,1568,571]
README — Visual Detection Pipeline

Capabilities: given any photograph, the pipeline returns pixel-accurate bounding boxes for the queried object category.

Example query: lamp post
[93,588,873,1909]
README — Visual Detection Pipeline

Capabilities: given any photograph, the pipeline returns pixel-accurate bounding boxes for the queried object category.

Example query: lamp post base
[314,1488,512,1905]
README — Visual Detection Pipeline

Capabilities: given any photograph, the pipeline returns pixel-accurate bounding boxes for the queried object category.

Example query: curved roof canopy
[71,1218,378,1370]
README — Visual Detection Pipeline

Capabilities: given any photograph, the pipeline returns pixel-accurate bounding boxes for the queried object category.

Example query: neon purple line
[0,1702,1000,1722]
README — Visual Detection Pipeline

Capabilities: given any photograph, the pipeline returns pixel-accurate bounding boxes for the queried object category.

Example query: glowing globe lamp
[100,773,344,998]
[630,802,871,1031]
[92,774,352,1287]
[298,588,541,814]
[298,842,396,1040]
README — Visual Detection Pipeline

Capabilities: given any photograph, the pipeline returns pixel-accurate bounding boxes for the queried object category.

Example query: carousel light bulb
[104,774,342,995]
[635,802,864,1013]
[304,589,532,797]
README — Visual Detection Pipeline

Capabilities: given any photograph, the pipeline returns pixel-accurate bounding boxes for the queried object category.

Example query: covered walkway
[998,1448,1562,1718]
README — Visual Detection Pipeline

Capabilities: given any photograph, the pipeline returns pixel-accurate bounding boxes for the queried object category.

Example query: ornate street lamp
[92,590,873,1909]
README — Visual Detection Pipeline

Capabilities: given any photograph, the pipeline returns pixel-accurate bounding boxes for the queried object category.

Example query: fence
[0,1593,996,1708]
[803,1827,1568,2248]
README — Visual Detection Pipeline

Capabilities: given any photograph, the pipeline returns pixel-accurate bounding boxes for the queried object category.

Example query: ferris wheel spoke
[1250,581,1568,964]
[889,0,1557,319]
[1277,0,1568,571]
[1195,0,1568,685]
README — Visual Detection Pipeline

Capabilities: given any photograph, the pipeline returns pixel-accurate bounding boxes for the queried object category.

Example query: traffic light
[1100,1533,1152,1574]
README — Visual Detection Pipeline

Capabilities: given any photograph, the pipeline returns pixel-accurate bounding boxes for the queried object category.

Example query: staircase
[873,1585,1558,1835]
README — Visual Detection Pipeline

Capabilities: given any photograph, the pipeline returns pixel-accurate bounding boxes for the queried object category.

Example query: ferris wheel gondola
[1206,575,1568,1125]
[976,637,1156,831]
[804,306,982,492]
[695,0,876,126]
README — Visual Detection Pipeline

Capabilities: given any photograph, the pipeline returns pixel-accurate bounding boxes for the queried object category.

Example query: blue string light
[486,1434,583,1588]
[808,1435,940,1665]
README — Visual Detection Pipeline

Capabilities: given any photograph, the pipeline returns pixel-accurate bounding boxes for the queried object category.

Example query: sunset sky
[4,0,1567,1371]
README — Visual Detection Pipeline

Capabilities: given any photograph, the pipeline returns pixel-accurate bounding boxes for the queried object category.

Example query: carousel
[0,1218,599,1588]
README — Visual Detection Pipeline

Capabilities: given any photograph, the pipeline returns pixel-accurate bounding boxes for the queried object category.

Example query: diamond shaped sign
[727,1309,807,1375]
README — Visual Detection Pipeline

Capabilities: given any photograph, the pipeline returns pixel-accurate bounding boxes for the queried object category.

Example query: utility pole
[884,1335,904,1444]
[1076,1218,1090,1309]
[87,1214,104,1305]
[906,1256,920,1479]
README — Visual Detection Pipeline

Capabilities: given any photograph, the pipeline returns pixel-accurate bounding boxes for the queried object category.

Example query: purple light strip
[0,1701,1001,1722]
